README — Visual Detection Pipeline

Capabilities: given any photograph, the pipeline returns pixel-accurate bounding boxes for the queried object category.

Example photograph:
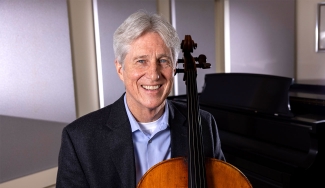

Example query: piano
[168,73,325,188]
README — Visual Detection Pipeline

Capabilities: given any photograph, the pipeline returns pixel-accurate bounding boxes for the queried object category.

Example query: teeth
[142,85,160,90]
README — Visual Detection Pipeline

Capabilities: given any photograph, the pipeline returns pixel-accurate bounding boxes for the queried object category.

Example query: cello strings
[187,69,207,188]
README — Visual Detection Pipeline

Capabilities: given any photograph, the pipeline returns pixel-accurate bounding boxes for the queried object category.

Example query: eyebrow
[133,55,148,60]
[133,54,172,61]
[157,54,172,60]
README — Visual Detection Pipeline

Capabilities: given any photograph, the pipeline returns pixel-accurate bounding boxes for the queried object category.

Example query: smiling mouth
[142,85,162,90]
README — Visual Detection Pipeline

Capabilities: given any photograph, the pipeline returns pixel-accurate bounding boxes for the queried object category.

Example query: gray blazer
[56,94,225,188]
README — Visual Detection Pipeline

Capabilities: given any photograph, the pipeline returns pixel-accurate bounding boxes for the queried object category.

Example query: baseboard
[0,167,57,188]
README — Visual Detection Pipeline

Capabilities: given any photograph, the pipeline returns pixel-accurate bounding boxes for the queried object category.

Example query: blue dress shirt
[124,96,171,185]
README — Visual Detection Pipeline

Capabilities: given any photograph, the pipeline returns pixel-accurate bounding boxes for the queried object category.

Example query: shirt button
[148,140,152,143]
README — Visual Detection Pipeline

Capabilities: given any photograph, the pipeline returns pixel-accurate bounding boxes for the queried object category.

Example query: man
[56,10,225,188]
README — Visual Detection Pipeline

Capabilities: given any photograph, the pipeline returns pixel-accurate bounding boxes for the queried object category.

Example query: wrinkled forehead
[127,32,172,56]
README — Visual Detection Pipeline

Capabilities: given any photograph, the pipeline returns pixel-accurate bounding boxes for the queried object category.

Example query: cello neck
[180,35,210,188]
[186,68,207,188]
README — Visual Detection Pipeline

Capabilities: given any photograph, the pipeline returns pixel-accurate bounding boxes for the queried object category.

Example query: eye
[159,58,172,65]
[137,59,146,64]
[159,58,172,68]
[159,59,168,63]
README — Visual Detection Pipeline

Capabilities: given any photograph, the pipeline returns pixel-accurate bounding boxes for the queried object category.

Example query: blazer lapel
[168,100,188,158]
[105,95,136,188]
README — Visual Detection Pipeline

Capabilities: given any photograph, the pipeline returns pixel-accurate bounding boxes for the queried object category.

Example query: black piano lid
[290,79,325,94]
[199,73,294,117]
[289,79,325,101]
[289,79,325,120]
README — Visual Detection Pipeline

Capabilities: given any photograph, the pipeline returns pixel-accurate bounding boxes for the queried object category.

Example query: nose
[146,62,160,80]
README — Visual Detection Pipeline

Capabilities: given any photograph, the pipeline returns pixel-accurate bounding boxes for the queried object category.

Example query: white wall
[227,0,296,78]
[296,0,325,80]
[0,0,76,123]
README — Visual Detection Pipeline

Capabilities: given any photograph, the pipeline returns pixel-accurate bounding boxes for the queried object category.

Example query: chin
[143,100,165,110]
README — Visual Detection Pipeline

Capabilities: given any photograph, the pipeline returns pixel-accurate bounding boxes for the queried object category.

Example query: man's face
[115,32,175,112]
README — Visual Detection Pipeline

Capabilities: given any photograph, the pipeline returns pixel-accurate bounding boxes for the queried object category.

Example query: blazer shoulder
[64,105,111,132]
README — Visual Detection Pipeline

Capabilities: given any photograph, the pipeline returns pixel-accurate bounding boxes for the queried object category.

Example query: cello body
[137,157,252,188]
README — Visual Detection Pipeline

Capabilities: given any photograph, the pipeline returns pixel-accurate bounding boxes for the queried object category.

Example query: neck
[127,100,166,123]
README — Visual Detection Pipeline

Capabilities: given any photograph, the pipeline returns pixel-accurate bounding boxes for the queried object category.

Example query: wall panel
[228,0,295,78]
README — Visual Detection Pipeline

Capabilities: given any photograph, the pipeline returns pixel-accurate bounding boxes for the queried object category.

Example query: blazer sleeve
[209,113,226,161]
[56,127,89,188]
[200,110,226,161]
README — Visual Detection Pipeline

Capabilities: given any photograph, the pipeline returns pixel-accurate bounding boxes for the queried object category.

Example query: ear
[115,60,124,82]
[173,62,178,75]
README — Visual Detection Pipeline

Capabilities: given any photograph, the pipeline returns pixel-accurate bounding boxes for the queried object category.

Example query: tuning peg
[177,59,184,63]
[194,54,211,69]
[196,54,206,63]
[175,69,184,75]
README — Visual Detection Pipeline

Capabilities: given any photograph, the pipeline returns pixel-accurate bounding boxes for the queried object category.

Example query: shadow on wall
[0,115,66,183]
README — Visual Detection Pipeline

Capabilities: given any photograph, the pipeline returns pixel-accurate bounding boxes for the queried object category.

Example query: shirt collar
[124,95,169,133]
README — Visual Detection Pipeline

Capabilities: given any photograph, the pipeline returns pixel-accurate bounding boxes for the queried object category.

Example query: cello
[137,35,252,188]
